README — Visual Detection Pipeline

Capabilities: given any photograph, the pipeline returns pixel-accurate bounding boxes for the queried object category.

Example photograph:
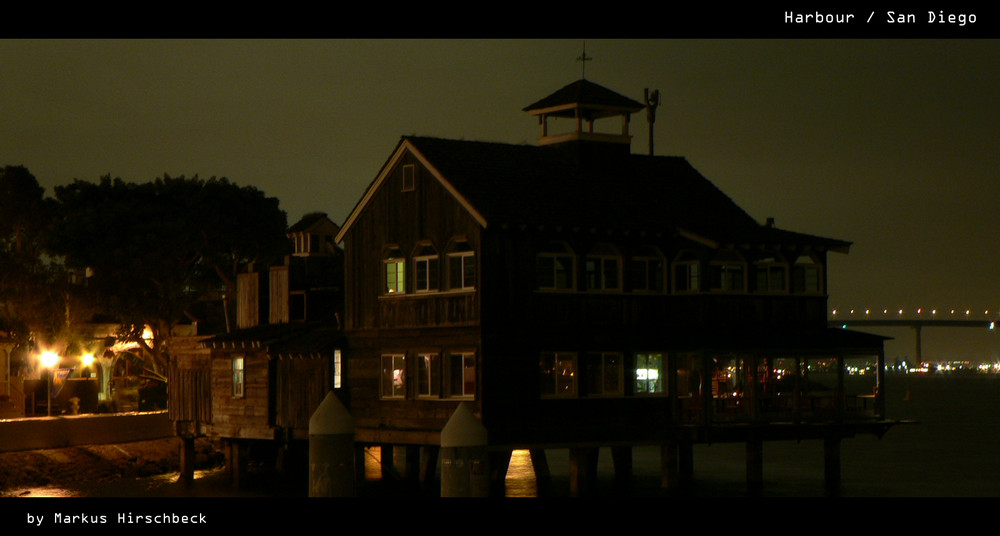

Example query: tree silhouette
[50,174,288,375]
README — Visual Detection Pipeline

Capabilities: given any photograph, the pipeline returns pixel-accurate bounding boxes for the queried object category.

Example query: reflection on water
[3,468,227,498]
[362,446,539,497]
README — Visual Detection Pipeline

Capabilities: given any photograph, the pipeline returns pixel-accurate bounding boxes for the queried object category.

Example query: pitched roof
[522,79,646,117]
[385,136,851,251]
[201,322,343,358]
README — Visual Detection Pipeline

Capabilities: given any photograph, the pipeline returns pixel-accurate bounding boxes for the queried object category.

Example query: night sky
[3,38,999,362]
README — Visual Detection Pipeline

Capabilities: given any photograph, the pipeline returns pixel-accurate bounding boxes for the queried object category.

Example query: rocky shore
[0,437,225,497]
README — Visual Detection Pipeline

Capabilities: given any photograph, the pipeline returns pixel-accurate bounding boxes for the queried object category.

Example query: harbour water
[8,374,1000,499]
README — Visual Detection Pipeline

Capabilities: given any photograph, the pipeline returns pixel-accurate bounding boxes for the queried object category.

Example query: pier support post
[679,441,694,487]
[611,446,632,492]
[420,445,439,486]
[308,391,355,497]
[746,438,763,496]
[530,449,552,496]
[490,450,513,496]
[824,436,842,495]
[179,436,196,486]
[660,442,679,489]
[569,447,599,497]
[228,439,248,489]
[440,402,490,497]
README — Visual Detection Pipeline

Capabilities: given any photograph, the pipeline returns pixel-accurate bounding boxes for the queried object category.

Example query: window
[448,240,476,290]
[384,247,406,294]
[413,243,440,292]
[792,254,822,293]
[333,349,342,389]
[673,251,700,292]
[585,243,621,291]
[630,246,665,292]
[416,353,440,398]
[585,352,623,396]
[537,242,576,291]
[402,164,416,191]
[446,353,476,399]
[380,354,406,399]
[708,250,745,292]
[635,353,666,395]
[539,352,577,398]
[232,356,245,398]
[754,255,787,292]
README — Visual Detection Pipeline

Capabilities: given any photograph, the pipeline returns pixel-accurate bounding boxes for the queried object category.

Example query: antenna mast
[645,88,660,156]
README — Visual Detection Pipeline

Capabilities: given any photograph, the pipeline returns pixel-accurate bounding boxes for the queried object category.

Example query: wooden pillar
[354,444,368,484]
[913,325,923,368]
[679,441,694,487]
[420,445,439,485]
[611,446,632,491]
[824,436,842,495]
[228,439,248,488]
[746,438,763,496]
[405,445,421,482]
[568,447,599,497]
[876,348,887,418]
[660,442,679,489]
[529,449,552,497]
[380,444,395,480]
[178,436,196,486]
[489,450,513,497]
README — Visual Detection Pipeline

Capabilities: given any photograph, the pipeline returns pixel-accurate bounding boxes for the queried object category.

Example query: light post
[40,351,59,417]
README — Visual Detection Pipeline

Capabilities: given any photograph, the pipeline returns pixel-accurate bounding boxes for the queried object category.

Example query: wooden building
[169,213,345,485]
[334,79,893,494]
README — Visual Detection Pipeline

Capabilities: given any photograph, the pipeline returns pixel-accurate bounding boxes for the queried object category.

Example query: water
[9,374,1000,498]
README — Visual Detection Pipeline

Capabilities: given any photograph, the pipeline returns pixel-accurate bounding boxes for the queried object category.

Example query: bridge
[828,308,998,365]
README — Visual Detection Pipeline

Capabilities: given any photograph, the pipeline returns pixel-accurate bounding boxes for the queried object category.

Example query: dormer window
[384,246,406,295]
[708,250,746,292]
[792,254,822,293]
[447,239,476,291]
[537,242,576,291]
[413,243,439,292]
[673,251,701,293]
[585,243,621,291]
[754,254,788,293]
[630,245,665,293]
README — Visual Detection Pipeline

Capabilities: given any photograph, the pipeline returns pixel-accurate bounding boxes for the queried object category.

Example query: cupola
[522,79,645,148]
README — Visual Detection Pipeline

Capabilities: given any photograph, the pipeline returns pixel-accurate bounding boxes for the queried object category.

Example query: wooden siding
[167,336,213,424]
[269,266,290,324]
[274,355,331,437]
[208,352,275,440]
[342,153,482,331]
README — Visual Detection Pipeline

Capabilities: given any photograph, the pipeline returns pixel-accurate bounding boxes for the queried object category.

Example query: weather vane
[576,42,592,79]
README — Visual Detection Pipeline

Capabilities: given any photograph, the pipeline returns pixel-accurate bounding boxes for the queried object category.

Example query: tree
[50,175,288,375]
[0,166,65,349]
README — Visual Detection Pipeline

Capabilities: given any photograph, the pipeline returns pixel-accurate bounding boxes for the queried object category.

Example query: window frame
[537,242,577,291]
[416,352,440,398]
[584,243,622,292]
[446,352,476,399]
[630,246,666,293]
[413,243,440,293]
[672,251,701,293]
[232,355,245,398]
[402,164,416,192]
[791,254,823,294]
[539,351,578,398]
[634,352,667,396]
[584,351,624,397]
[383,247,406,295]
[380,354,407,399]
[447,240,476,291]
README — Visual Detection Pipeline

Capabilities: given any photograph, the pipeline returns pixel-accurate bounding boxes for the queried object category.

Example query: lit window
[448,240,476,290]
[635,353,666,395]
[413,243,439,292]
[417,353,440,398]
[232,356,245,398]
[585,243,621,291]
[539,352,577,398]
[381,354,406,399]
[585,352,623,396]
[630,246,665,292]
[537,242,576,291]
[446,352,476,399]
[333,349,342,389]
[384,247,405,294]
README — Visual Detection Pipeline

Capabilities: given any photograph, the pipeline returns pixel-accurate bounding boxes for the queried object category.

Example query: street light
[39,351,59,417]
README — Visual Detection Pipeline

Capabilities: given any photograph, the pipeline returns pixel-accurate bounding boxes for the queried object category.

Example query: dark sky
[3,39,999,362]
